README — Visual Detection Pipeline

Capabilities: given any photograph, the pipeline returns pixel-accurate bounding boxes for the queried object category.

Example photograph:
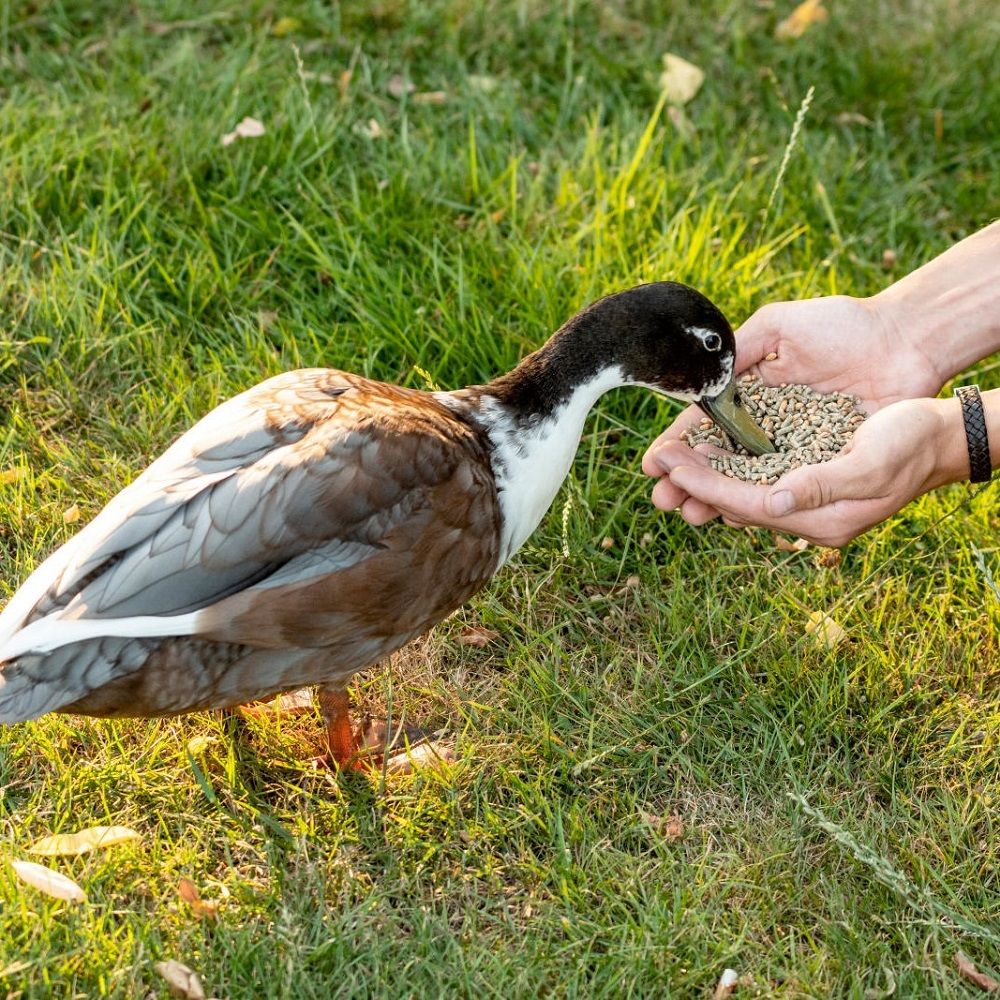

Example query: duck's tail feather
[0,637,150,723]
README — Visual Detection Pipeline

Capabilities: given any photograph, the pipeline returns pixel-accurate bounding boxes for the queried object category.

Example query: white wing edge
[0,609,202,662]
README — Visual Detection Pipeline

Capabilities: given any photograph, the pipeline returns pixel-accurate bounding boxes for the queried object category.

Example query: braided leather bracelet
[954,384,993,483]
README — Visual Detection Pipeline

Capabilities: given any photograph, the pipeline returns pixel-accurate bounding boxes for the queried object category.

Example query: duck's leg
[317,685,366,770]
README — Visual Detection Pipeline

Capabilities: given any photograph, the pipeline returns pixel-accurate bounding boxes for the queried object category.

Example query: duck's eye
[703,332,722,352]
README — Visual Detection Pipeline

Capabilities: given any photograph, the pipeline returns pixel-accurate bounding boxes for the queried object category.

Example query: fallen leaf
[271,16,301,37]
[0,960,32,978]
[63,504,80,524]
[354,118,386,140]
[338,68,353,99]
[489,207,507,224]
[457,626,499,648]
[11,860,86,902]
[387,74,414,99]
[29,825,140,857]
[384,741,456,774]
[775,0,828,39]
[805,610,847,650]
[659,53,705,105]
[0,468,24,486]
[624,575,641,589]
[641,811,685,841]
[773,532,809,553]
[186,735,219,755]
[601,536,614,549]
[468,74,498,93]
[714,969,740,1000]
[177,878,220,921]
[221,116,265,146]
[155,960,206,1000]
[412,90,448,105]
[816,547,842,569]
[834,111,873,126]
[955,952,999,993]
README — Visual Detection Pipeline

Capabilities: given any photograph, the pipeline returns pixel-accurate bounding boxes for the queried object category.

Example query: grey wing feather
[0,370,372,635]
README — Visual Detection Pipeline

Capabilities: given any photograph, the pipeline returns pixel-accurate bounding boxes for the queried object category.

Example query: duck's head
[573,282,774,455]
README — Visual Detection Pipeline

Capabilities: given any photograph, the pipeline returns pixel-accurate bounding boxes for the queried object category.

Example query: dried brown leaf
[773,532,809,553]
[221,116,265,146]
[29,825,141,857]
[62,504,81,524]
[955,952,999,993]
[805,610,847,649]
[640,811,685,841]
[177,878,220,921]
[0,468,24,486]
[11,860,87,902]
[775,0,828,39]
[387,74,414,99]
[355,118,386,140]
[834,111,873,126]
[155,960,206,1000]
[659,53,705,105]
[457,627,499,648]
[384,741,456,774]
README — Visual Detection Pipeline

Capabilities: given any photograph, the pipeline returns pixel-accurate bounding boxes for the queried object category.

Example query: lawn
[1,0,998,996]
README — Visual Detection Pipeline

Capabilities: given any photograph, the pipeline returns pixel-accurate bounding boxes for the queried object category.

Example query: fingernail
[769,489,796,516]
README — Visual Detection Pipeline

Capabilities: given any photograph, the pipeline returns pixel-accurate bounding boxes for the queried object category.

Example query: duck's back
[0,370,501,722]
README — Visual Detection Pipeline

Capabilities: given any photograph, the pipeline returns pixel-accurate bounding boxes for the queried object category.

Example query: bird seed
[683,375,866,485]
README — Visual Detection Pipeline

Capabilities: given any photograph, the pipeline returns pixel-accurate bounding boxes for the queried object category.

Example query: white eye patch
[687,326,723,351]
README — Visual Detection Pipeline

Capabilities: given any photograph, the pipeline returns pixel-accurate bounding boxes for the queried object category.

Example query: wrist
[869,222,1000,386]
[864,293,948,397]
[925,395,986,488]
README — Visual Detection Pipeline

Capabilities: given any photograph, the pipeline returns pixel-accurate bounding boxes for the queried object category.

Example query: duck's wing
[0,370,497,665]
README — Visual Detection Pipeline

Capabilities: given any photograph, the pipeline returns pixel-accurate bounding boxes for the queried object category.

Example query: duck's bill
[699,381,775,456]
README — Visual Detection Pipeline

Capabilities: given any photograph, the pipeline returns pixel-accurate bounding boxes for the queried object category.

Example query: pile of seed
[683,374,866,484]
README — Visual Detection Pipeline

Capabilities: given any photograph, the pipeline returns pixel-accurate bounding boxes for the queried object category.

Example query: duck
[0,282,772,769]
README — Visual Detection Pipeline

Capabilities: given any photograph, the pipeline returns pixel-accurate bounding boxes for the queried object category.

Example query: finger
[668,463,772,523]
[651,475,689,511]
[644,439,716,477]
[641,405,704,475]
[680,496,720,526]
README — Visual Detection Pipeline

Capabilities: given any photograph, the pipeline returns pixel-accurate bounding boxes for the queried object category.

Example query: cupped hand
[646,397,965,547]
[642,294,945,523]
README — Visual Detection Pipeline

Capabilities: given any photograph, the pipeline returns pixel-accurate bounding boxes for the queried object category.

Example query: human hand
[642,294,943,522]
[646,396,968,547]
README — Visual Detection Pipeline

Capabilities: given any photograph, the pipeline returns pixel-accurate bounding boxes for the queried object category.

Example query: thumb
[765,449,881,517]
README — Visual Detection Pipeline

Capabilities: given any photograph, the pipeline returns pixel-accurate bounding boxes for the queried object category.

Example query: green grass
[1,0,999,995]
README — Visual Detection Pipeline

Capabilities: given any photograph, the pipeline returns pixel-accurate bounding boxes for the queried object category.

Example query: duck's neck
[452,328,627,563]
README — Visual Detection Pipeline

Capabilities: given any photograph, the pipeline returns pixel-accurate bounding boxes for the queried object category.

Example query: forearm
[872,220,1000,387]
